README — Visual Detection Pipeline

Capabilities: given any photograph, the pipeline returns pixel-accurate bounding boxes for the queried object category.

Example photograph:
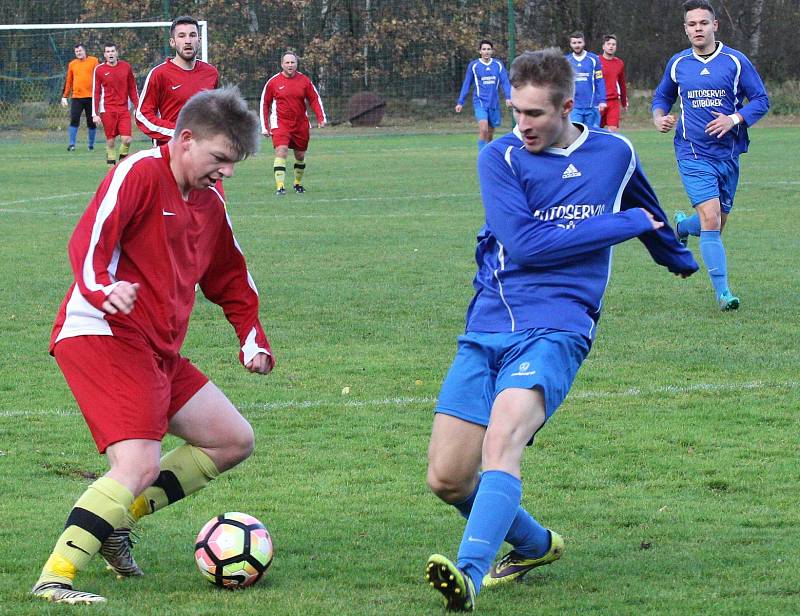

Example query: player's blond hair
[175,86,260,160]
[509,48,575,107]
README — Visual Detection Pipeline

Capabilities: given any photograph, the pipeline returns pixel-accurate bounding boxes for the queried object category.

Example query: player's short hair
[175,86,260,161]
[683,0,716,18]
[568,31,585,41]
[509,48,575,107]
[479,39,493,48]
[281,51,298,63]
[170,15,199,37]
[104,43,117,50]
[603,34,617,43]
[74,43,86,51]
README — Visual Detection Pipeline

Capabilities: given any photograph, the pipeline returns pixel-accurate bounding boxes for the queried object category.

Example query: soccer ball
[194,512,273,589]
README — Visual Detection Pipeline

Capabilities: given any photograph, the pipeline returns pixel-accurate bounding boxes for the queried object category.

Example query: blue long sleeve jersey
[652,43,769,160]
[457,58,512,109]
[465,127,699,340]
[566,52,607,109]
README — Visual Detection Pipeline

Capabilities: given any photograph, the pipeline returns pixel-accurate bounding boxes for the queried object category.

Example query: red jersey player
[136,16,218,145]
[32,87,274,605]
[259,52,327,195]
[92,43,139,166]
[599,34,628,132]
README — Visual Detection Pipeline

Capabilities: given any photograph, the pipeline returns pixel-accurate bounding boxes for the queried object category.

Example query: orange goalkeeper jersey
[63,56,99,99]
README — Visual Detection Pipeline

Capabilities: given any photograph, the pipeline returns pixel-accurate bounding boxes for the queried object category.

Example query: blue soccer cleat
[718,290,740,311]
[673,211,689,247]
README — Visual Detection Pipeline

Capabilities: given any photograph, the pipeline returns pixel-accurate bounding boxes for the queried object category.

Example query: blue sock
[681,213,702,237]
[699,230,729,297]
[478,139,486,151]
[68,126,78,147]
[88,128,97,148]
[454,476,551,559]
[456,470,521,594]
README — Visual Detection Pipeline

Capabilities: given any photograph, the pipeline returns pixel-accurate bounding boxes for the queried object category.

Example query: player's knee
[227,419,255,465]
[426,465,470,503]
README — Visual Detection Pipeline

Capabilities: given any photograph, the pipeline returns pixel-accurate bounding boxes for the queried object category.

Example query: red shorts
[100,110,132,139]
[54,334,209,453]
[271,122,310,151]
[601,99,622,128]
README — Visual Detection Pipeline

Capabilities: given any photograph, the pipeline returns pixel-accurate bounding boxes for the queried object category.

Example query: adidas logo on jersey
[700,68,710,75]
[562,163,582,179]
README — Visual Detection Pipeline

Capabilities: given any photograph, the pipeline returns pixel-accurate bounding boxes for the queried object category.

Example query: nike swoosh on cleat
[66,540,91,555]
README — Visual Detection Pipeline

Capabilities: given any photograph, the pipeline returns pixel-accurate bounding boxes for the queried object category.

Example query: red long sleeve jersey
[259,71,326,133]
[136,59,219,143]
[599,56,627,105]
[51,145,273,370]
[92,60,139,115]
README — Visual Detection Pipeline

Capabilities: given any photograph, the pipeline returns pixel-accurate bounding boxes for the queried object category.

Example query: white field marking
[1,380,797,419]
[0,192,94,207]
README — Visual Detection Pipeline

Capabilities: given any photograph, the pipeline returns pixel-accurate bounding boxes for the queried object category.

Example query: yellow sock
[273,157,286,189]
[37,476,133,586]
[129,444,219,522]
[106,146,115,163]
[119,142,130,159]
[293,162,306,186]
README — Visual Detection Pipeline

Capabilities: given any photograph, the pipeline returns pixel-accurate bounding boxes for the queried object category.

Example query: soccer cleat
[673,211,689,247]
[293,183,305,194]
[100,528,143,577]
[718,290,740,311]
[425,554,475,612]
[106,159,116,166]
[482,530,565,588]
[88,145,94,151]
[31,582,106,604]
[275,187,286,196]
[67,145,75,152]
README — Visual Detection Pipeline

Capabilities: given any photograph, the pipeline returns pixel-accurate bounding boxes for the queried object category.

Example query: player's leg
[604,100,620,131]
[477,119,490,150]
[68,99,82,150]
[84,99,97,151]
[117,112,133,161]
[272,139,289,194]
[292,148,307,193]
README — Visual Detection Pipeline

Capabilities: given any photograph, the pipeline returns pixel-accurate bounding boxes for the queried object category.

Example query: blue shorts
[473,105,502,128]
[435,328,591,427]
[570,107,601,128]
[677,158,740,213]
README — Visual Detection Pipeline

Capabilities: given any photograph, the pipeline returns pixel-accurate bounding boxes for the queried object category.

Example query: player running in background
[136,16,219,146]
[455,39,512,151]
[565,32,606,128]
[599,34,628,132]
[260,51,327,195]
[424,48,698,613]
[92,43,139,166]
[31,86,274,605]
[62,44,99,152]
[652,0,769,311]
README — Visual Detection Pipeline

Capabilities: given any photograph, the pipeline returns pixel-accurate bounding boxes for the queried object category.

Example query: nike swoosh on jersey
[162,210,177,216]
[171,84,182,90]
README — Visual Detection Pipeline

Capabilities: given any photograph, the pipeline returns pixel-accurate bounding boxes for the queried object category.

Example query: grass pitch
[0,126,798,615]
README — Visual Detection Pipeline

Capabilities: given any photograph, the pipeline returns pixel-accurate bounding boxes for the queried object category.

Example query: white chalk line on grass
[1,379,796,419]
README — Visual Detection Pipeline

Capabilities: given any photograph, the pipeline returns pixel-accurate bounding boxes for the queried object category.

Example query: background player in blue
[424,48,698,612]
[652,0,769,311]
[566,32,606,127]
[456,39,512,151]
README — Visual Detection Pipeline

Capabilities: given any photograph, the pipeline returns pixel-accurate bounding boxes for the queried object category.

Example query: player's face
[171,24,200,62]
[281,54,297,77]
[569,38,585,54]
[74,46,86,60]
[602,38,617,57]
[684,9,718,54]
[479,44,493,60]
[511,83,572,154]
[104,46,118,65]
[183,132,238,191]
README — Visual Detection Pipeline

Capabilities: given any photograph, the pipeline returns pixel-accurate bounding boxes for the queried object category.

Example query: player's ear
[562,98,574,117]
[176,128,194,149]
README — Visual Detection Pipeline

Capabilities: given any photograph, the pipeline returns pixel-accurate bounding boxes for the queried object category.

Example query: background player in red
[31,86,274,605]
[136,15,218,145]
[260,52,327,195]
[599,34,628,132]
[92,43,139,166]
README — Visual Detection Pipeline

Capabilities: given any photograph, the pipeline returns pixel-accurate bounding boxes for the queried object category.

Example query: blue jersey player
[566,32,606,128]
[424,48,698,613]
[456,39,512,151]
[652,0,769,311]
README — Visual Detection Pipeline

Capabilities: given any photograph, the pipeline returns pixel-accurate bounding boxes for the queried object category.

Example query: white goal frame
[0,21,209,62]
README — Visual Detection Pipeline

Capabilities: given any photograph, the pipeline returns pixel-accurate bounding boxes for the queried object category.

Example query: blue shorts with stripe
[473,105,503,128]
[435,328,591,427]
[677,158,740,213]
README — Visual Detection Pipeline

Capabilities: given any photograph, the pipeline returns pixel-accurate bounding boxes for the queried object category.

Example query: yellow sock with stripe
[293,162,306,186]
[118,142,130,160]
[105,146,116,164]
[129,444,220,523]
[273,157,287,189]
[36,476,133,586]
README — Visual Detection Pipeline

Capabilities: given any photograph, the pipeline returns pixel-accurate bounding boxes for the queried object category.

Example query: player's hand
[245,352,272,375]
[317,121,326,128]
[505,99,513,108]
[654,114,676,133]
[61,97,68,107]
[598,102,607,112]
[102,282,139,315]
[262,130,271,137]
[639,209,665,231]
[706,111,737,138]
[455,104,463,113]
[92,115,101,124]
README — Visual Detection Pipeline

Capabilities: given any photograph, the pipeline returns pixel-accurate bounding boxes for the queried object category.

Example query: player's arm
[135,68,175,141]
[128,65,140,109]
[198,208,274,374]
[306,80,327,127]
[594,57,607,110]
[455,62,474,112]
[619,61,628,108]
[499,63,512,106]
[61,63,73,106]
[259,81,273,135]
[479,146,658,268]
[713,53,770,132]
[91,66,101,122]
[651,58,679,132]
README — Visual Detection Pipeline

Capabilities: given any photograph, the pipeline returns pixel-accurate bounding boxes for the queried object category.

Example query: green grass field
[0,126,798,615]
